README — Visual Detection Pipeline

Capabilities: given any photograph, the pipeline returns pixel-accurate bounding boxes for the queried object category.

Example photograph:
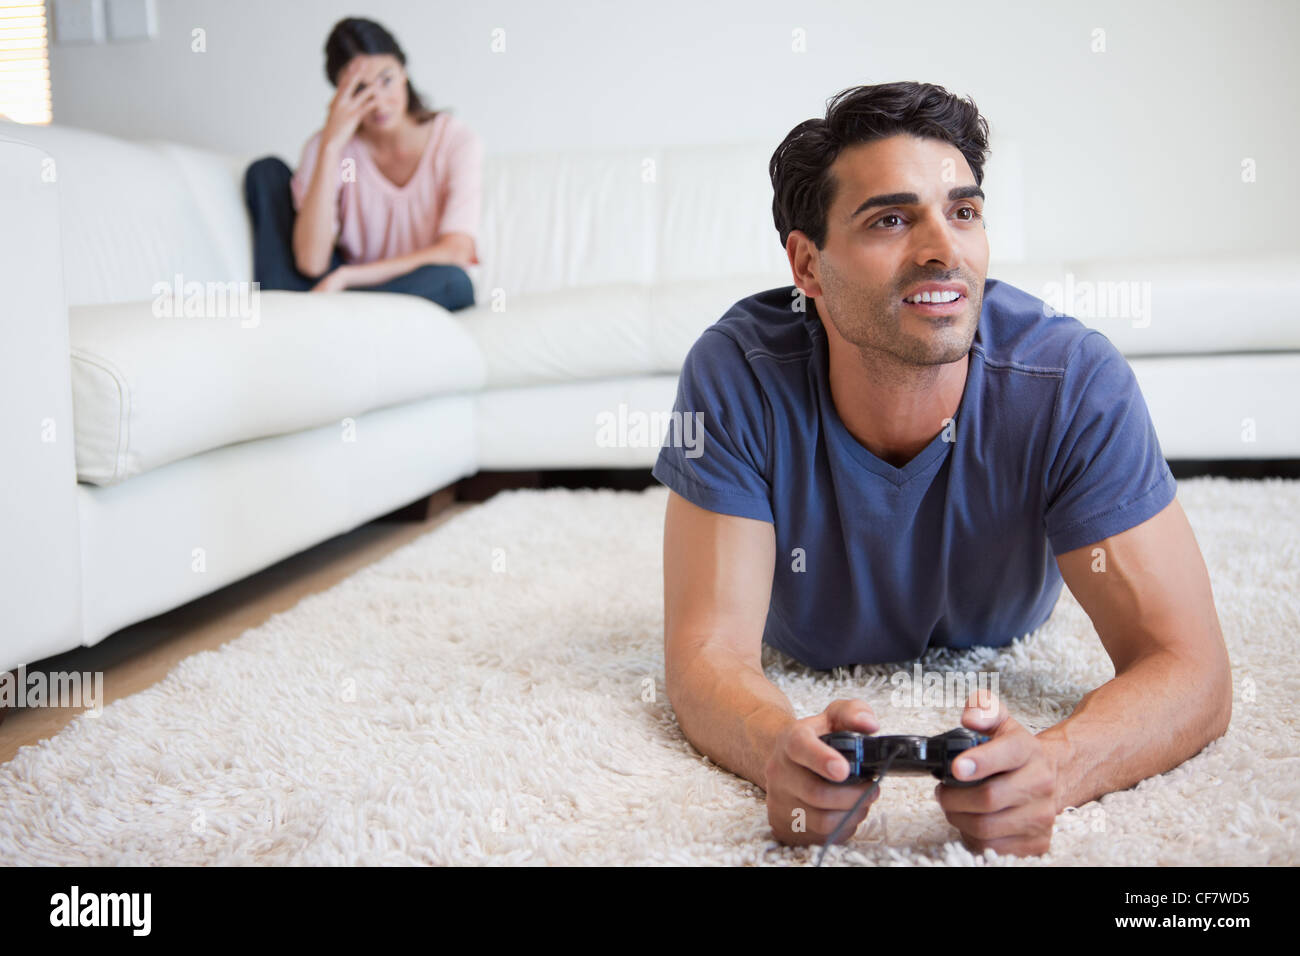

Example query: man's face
[801,134,989,367]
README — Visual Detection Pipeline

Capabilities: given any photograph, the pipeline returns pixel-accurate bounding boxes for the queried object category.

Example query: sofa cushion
[0,120,252,308]
[69,290,485,486]
[464,253,1300,394]
[992,255,1300,355]
[145,140,257,288]
[459,273,789,388]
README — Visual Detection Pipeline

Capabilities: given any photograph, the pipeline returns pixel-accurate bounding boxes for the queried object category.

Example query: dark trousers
[242,157,475,311]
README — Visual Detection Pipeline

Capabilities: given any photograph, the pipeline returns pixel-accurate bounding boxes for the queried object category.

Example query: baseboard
[450,463,1299,507]
[1168,459,1300,479]
[456,468,659,502]
[374,484,459,521]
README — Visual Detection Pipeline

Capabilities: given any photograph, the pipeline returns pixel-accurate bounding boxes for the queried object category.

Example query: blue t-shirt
[652,279,1177,669]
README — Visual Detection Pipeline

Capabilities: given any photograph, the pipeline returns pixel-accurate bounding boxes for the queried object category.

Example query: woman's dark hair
[770,82,990,249]
[324,17,439,124]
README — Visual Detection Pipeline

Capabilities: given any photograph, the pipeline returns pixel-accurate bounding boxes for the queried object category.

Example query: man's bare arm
[663,490,883,843]
[662,490,788,788]
[1038,497,1233,812]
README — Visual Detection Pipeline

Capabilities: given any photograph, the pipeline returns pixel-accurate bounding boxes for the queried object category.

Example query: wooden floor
[0,500,477,765]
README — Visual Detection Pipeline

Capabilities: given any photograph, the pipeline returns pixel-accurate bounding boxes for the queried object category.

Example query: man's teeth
[905,290,962,304]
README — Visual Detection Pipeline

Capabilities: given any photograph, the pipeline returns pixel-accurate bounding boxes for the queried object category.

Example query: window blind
[0,0,52,124]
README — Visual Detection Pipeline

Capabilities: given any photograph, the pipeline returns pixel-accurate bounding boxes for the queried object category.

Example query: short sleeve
[1043,331,1177,555]
[652,329,773,522]
[436,120,484,264]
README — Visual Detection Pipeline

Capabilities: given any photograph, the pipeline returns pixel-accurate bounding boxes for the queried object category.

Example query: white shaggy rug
[1,477,1296,865]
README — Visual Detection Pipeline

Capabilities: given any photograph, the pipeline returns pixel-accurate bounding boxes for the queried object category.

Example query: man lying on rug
[652,81,1232,857]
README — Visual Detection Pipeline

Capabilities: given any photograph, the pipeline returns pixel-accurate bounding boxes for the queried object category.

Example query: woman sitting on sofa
[243,17,481,311]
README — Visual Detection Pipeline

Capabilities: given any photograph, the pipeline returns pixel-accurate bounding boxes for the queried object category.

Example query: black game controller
[820,727,991,788]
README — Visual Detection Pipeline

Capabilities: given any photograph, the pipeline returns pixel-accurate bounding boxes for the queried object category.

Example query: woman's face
[347,53,409,131]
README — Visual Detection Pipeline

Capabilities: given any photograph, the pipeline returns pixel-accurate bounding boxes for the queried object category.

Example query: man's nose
[912,208,961,266]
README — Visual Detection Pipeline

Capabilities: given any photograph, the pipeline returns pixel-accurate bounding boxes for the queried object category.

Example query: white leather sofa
[2,119,1298,674]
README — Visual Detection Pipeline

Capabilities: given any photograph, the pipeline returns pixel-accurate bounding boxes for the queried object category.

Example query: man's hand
[311,266,354,293]
[765,699,881,846]
[935,690,1062,857]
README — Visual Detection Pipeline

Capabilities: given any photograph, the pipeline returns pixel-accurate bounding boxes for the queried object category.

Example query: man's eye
[872,207,982,228]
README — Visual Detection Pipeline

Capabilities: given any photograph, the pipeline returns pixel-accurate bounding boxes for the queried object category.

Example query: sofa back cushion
[0,120,253,307]
[5,118,1027,308]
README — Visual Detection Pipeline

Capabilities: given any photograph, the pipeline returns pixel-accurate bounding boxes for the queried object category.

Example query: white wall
[48,0,1300,262]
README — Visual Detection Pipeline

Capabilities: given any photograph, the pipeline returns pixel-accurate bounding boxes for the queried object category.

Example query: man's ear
[786,230,824,299]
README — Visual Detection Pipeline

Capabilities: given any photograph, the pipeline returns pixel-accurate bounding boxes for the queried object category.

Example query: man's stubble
[814,254,982,384]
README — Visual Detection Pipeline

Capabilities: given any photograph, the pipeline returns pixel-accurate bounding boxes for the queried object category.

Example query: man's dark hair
[769,82,990,249]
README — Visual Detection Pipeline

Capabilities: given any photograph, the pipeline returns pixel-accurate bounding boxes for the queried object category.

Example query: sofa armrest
[0,130,84,671]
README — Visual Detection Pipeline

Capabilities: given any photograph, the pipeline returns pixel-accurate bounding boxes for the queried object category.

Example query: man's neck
[823,326,969,470]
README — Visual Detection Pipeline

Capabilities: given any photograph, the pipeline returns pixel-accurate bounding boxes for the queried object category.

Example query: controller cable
[815,742,906,867]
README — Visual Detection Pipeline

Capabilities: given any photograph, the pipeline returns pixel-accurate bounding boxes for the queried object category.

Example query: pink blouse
[290,111,483,267]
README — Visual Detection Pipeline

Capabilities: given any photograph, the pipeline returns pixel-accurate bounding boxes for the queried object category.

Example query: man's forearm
[1036,649,1232,813]
[666,648,797,790]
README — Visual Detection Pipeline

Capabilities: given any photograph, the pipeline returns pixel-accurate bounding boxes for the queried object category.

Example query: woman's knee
[407,264,475,311]
[442,266,476,311]
[243,156,292,201]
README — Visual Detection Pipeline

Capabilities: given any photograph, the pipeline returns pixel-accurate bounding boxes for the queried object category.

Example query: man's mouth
[901,291,966,315]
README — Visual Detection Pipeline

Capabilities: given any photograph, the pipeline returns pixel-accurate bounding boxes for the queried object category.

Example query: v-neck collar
[809,307,978,489]
[356,114,441,194]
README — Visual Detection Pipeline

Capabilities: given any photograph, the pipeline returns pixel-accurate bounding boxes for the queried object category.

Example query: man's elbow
[663,651,710,746]
[1209,665,1233,740]
[1184,649,1233,745]
[1166,628,1233,744]
[663,657,689,719]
